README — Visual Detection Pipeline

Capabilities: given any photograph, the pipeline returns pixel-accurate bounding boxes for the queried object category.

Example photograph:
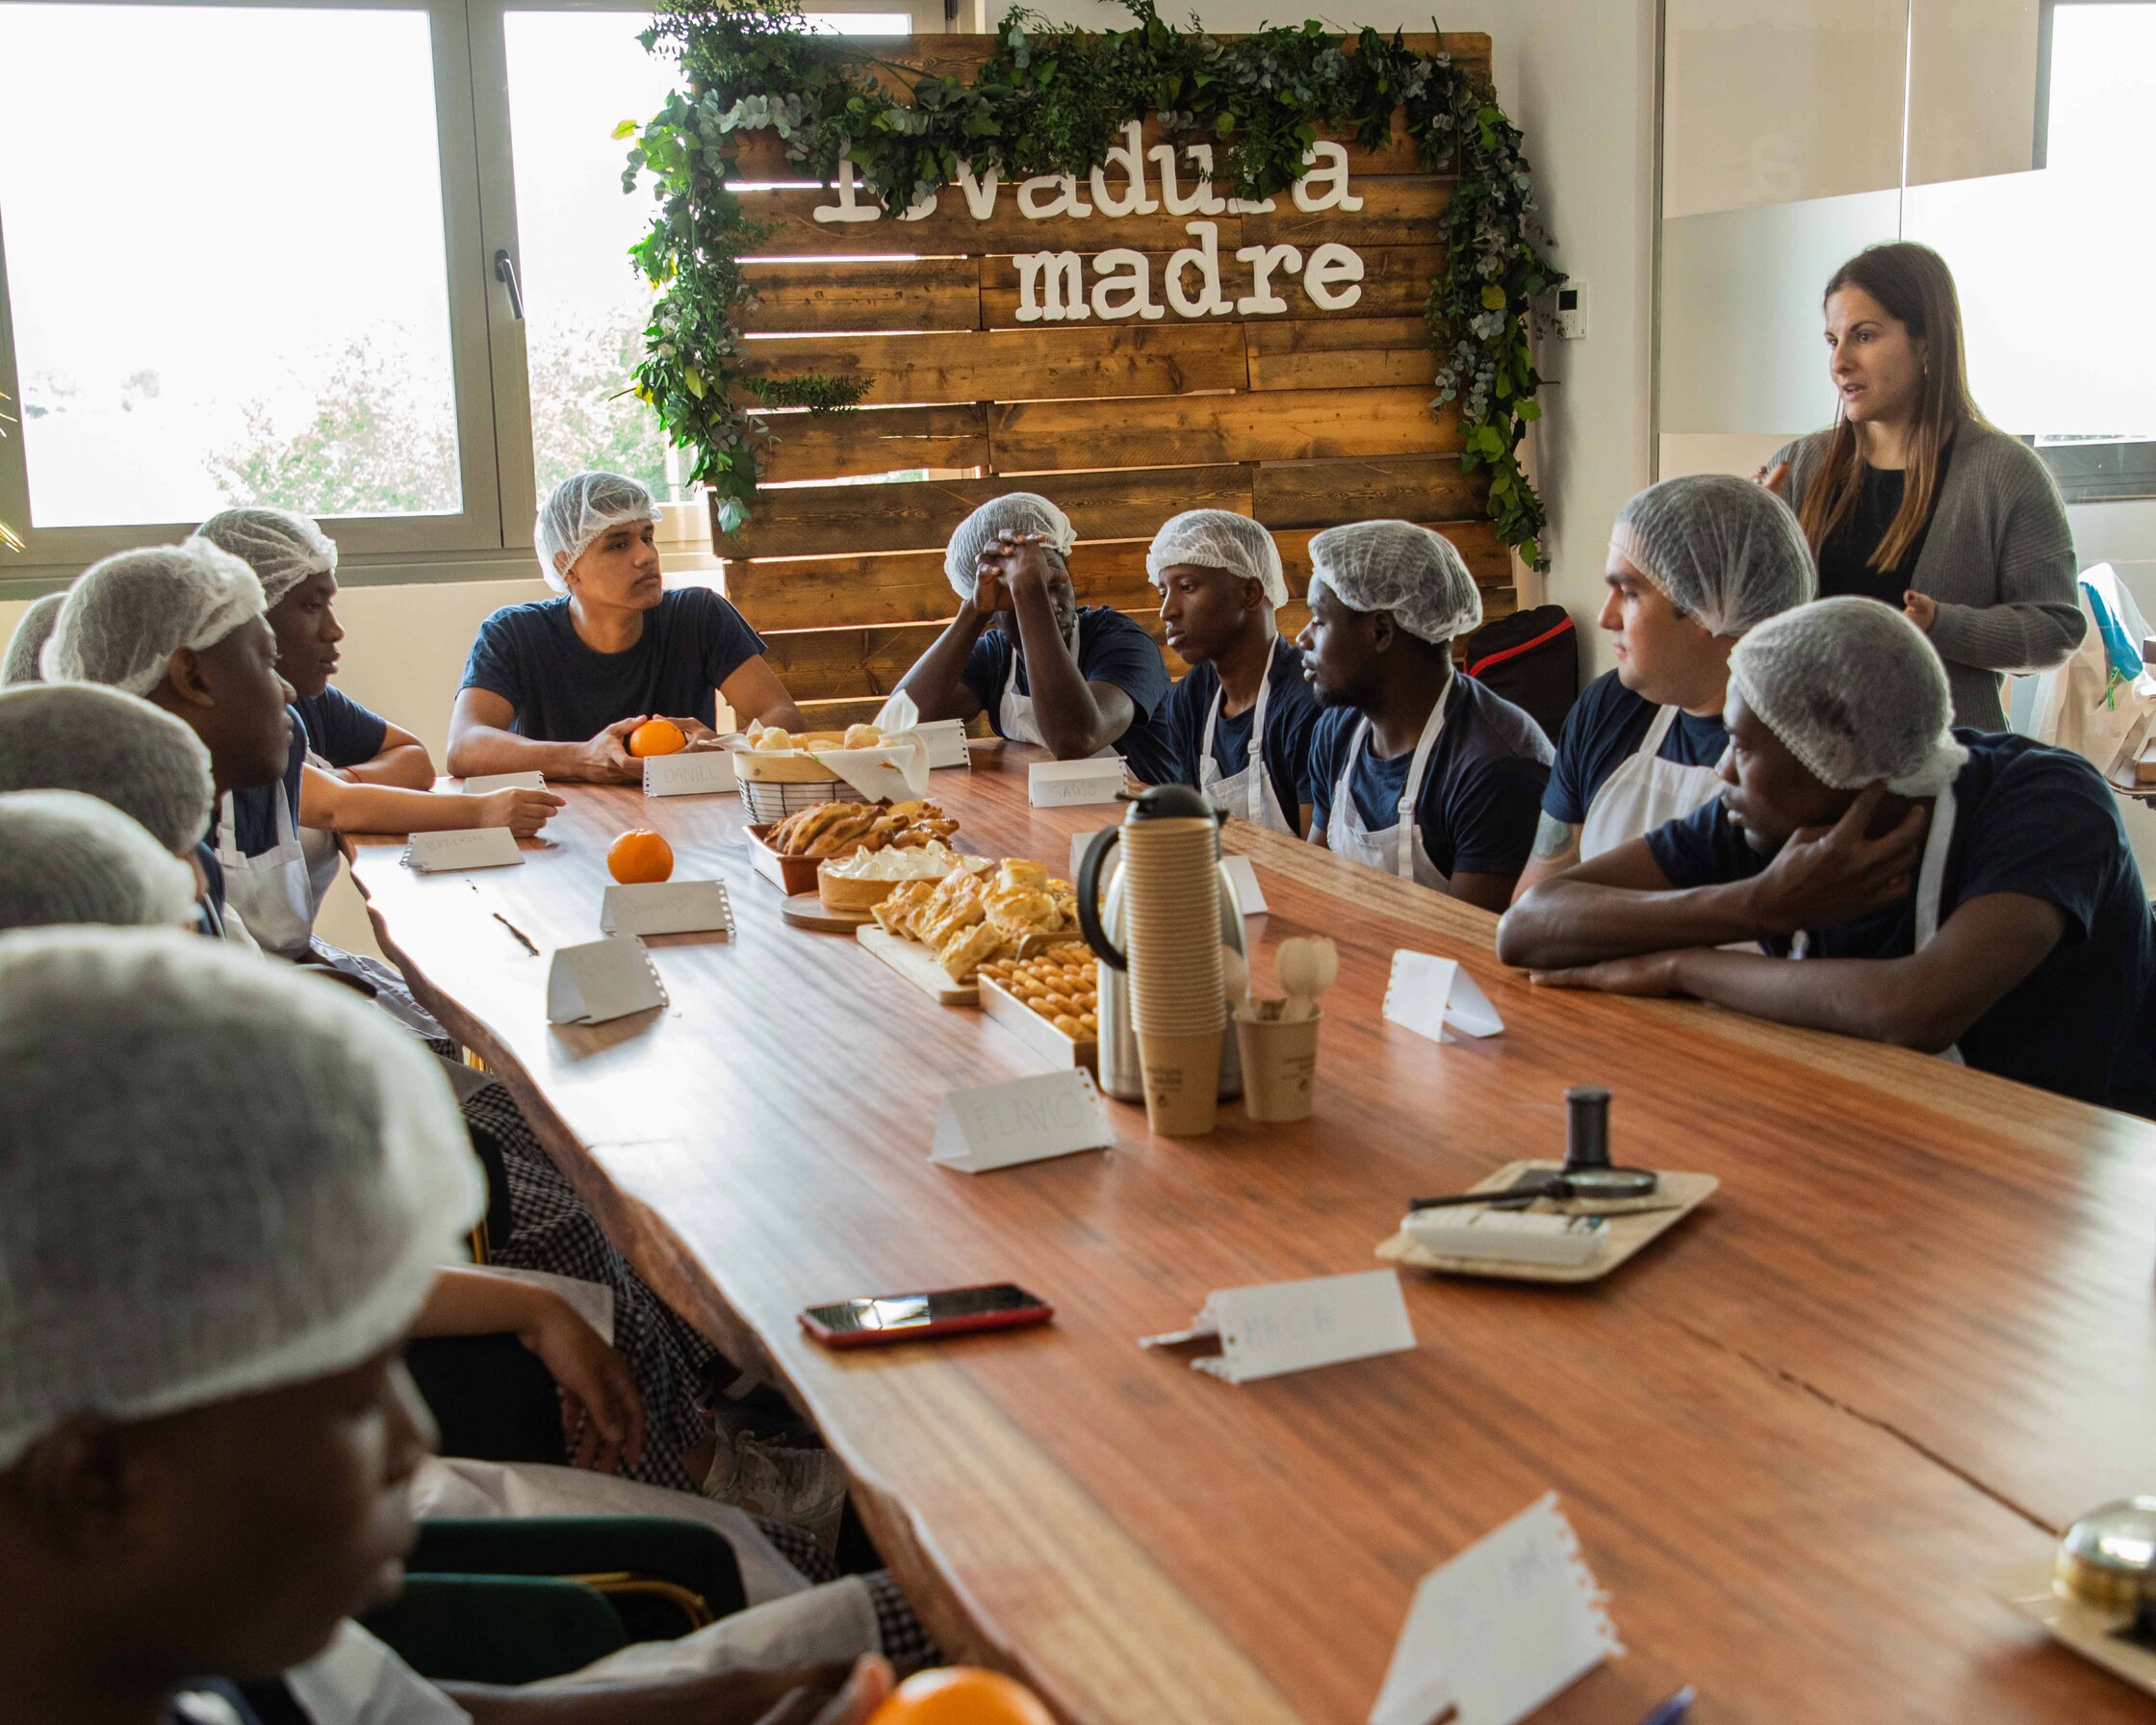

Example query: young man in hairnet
[1150,509,1321,837]
[0,930,894,1725]
[896,492,1179,785]
[449,471,805,785]
[1498,598,2156,1115]
[1300,521,1553,912]
[1513,475,1815,899]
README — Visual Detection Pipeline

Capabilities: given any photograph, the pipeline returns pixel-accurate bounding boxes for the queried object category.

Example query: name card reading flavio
[930,1069,1115,1173]
[600,880,734,939]
[547,935,668,1026]
[1142,1269,1416,1385]
[403,827,524,873]
[1369,1493,1624,1725]
[643,752,738,798]
[1383,952,1505,1044]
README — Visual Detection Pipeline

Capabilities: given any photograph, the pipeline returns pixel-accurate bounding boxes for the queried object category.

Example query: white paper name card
[601,880,733,938]
[930,1068,1114,1173]
[1383,951,1504,1044]
[1368,1493,1623,1725]
[1028,758,1126,808]
[462,770,547,794]
[546,935,667,1026]
[1221,854,1268,915]
[1069,826,1121,883]
[1142,1269,1416,1385]
[404,827,524,873]
[644,751,738,797]
[916,718,970,768]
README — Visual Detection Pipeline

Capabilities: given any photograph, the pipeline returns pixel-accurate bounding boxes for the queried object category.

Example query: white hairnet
[1145,510,1288,609]
[1307,521,1482,645]
[0,927,482,1469]
[1729,597,1970,797]
[3,591,67,685]
[1609,475,1815,638]
[535,471,663,595]
[0,790,198,933]
[944,493,1076,601]
[196,506,337,608]
[0,682,218,853]
[43,539,266,698]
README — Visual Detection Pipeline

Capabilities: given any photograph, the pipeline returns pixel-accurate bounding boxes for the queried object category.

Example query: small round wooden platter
[781,892,876,933]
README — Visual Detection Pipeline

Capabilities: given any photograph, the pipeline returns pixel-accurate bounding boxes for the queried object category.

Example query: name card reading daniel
[1369,1493,1623,1725]
[1029,758,1126,808]
[1383,952,1504,1044]
[644,751,738,798]
[930,1069,1114,1173]
[1142,1269,1416,1385]
[601,880,733,939]
[462,770,547,794]
[404,827,523,873]
[547,934,668,1026]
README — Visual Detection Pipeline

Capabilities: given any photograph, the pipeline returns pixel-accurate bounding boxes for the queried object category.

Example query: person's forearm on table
[446,724,592,781]
[1497,875,1777,970]
[299,769,510,835]
[1010,582,1118,757]
[1658,948,1968,1052]
[347,730,436,789]
[895,605,989,722]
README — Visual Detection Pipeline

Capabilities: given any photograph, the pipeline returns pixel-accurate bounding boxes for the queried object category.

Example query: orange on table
[868,1669,1054,1725]
[607,829,675,885]
[628,718,687,758]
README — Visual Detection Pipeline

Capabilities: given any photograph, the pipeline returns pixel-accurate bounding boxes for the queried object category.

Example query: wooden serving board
[979,974,1099,1074]
[1374,1160,1718,1284]
[782,892,875,932]
[856,926,976,1004]
[1986,1557,2156,1697]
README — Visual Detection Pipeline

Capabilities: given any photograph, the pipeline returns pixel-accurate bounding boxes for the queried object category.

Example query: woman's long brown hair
[1798,242,1989,574]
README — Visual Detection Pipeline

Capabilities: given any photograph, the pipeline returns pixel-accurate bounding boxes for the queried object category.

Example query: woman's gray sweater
[1774,422,2085,731]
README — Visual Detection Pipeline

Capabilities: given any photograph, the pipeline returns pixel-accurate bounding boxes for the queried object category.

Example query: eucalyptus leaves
[624,1,1559,565]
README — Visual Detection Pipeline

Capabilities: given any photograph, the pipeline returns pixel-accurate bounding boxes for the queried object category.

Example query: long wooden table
[351,746,2156,1723]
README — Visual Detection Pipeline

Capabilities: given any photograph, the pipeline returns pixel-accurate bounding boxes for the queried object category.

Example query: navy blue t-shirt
[961,605,1177,786]
[1307,675,1553,879]
[460,586,765,741]
[1645,731,2156,1109]
[1165,637,1322,829]
[295,684,390,770]
[222,706,306,859]
[1544,668,1729,825]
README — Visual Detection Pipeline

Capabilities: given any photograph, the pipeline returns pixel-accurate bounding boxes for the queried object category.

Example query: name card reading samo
[403,827,524,873]
[547,935,668,1026]
[601,880,733,939]
[1029,758,1126,808]
[1369,1493,1624,1725]
[462,771,547,794]
[643,752,738,798]
[930,1068,1114,1174]
[1142,1269,1416,1385]
[1383,952,1504,1044]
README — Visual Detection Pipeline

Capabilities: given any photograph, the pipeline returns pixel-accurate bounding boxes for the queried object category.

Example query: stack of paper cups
[1121,815,1224,1135]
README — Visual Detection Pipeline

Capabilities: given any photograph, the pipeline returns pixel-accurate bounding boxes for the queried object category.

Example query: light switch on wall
[1553,279,1587,340]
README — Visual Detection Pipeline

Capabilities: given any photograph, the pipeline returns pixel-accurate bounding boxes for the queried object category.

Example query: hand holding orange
[868,1667,1055,1725]
[628,718,687,758]
[607,829,675,885]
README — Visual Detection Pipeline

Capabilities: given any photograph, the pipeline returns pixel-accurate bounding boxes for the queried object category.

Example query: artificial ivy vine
[624,0,1560,566]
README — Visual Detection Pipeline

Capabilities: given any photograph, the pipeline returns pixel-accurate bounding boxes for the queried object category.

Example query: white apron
[1578,704,1725,860]
[1792,784,1964,1063]
[998,645,1117,760]
[216,784,316,960]
[1199,653,1292,833]
[1323,683,1452,889]
[301,750,346,916]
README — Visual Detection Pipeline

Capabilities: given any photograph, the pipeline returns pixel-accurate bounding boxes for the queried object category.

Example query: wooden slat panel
[979,245,1441,328]
[740,258,979,334]
[1254,454,1485,527]
[723,464,1252,559]
[726,520,1509,632]
[988,386,1460,472]
[733,185,1245,257]
[1242,176,1450,247]
[1245,317,1436,391]
[738,324,1247,408]
[754,404,989,485]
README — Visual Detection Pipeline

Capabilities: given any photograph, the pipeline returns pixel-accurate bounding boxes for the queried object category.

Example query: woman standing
[1762,242,2083,731]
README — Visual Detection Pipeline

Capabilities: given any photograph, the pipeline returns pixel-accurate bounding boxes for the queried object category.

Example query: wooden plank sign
[711,33,1509,716]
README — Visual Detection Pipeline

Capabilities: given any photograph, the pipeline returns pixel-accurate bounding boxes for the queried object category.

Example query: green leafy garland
[625,0,1560,566]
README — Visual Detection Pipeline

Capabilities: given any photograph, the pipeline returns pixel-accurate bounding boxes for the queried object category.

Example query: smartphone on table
[799,1283,1053,1349]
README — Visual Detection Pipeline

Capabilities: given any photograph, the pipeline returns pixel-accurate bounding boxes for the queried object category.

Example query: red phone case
[798,1287,1055,1349]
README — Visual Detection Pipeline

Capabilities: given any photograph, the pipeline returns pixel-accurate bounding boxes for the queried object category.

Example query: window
[0,0,946,585]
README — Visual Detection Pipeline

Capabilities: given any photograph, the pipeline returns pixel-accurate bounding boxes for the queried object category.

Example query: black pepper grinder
[1558,1085,1658,1200]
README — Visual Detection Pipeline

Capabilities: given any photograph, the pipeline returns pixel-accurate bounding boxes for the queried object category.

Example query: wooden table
[351,747,2156,1723]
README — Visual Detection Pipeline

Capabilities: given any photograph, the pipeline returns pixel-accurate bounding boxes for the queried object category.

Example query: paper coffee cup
[1234,1010,1321,1122]
[1138,1027,1222,1136]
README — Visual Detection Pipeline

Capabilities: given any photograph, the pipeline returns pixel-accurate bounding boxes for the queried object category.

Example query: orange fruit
[868,1668,1055,1725]
[628,718,687,758]
[607,829,675,885]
